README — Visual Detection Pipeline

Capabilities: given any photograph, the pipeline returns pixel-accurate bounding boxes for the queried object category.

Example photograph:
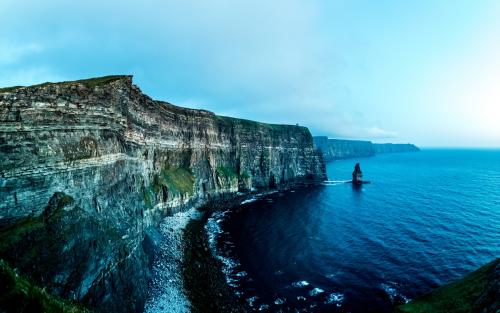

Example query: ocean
[206,149,500,312]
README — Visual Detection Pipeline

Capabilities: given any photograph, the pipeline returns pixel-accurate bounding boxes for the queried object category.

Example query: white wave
[324,180,350,183]
[381,282,411,304]
[241,197,257,204]
[274,298,285,305]
[326,292,344,307]
[325,273,339,280]
[296,296,307,301]
[309,287,325,296]
[292,280,310,288]
[258,304,270,311]
[205,211,242,288]
[247,296,259,307]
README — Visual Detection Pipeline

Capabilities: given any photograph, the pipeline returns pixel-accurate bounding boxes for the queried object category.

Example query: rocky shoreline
[183,210,247,313]
[180,188,314,313]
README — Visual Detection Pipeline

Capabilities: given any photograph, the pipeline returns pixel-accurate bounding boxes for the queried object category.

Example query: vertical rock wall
[0,76,325,312]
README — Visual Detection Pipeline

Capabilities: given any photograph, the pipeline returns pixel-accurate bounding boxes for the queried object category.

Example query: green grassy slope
[397,259,499,313]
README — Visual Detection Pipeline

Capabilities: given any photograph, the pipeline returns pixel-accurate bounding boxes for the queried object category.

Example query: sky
[1,0,500,147]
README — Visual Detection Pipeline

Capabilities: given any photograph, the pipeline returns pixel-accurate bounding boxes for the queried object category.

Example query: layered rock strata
[0,76,326,312]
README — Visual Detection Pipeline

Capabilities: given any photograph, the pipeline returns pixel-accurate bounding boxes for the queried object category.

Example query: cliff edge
[0,75,326,312]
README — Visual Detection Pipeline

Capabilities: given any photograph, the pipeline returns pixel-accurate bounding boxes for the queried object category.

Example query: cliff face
[0,76,326,312]
[313,136,419,161]
[313,136,375,160]
[373,143,420,154]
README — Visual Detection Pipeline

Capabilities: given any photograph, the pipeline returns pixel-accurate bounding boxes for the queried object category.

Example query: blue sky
[1,0,499,147]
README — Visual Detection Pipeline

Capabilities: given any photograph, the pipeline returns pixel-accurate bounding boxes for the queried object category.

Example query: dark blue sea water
[206,149,500,312]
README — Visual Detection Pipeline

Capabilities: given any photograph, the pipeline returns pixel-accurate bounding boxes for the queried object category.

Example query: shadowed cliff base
[397,258,499,313]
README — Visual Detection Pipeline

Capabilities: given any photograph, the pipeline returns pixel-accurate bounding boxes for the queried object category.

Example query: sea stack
[352,163,363,185]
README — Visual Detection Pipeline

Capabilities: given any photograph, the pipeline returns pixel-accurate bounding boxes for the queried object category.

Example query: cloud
[5,0,498,145]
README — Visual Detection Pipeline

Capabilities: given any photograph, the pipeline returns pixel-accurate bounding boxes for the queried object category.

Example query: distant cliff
[373,143,420,154]
[313,136,375,160]
[0,76,326,312]
[313,136,419,161]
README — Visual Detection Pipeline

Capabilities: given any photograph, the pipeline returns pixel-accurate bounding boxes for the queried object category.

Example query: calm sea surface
[207,149,500,312]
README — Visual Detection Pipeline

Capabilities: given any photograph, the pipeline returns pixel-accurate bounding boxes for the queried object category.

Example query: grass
[397,259,499,313]
[156,166,195,195]
[215,115,302,132]
[0,217,44,252]
[0,75,129,93]
[142,166,195,208]
[215,166,239,189]
[215,166,238,180]
[0,259,92,313]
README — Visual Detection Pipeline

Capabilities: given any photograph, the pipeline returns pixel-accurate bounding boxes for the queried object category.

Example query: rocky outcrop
[313,136,419,161]
[0,75,326,312]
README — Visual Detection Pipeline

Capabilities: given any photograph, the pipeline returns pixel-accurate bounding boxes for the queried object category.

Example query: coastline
[182,211,248,313]
[180,186,318,312]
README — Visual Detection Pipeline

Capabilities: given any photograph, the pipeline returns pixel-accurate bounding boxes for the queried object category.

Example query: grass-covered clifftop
[0,75,129,93]
[397,258,499,313]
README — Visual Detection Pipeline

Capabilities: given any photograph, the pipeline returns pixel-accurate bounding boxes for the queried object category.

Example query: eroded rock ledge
[0,75,326,312]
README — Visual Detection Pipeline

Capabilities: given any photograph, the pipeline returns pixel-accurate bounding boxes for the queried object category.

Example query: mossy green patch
[0,259,92,313]
[0,75,128,93]
[397,259,498,313]
[216,166,239,189]
[142,166,195,208]
[0,217,44,252]
[216,166,238,180]
[156,166,195,195]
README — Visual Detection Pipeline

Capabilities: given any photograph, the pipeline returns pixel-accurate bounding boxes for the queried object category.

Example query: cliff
[313,136,419,161]
[312,136,374,160]
[373,143,420,154]
[0,75,326,312]
[397,258,499,313]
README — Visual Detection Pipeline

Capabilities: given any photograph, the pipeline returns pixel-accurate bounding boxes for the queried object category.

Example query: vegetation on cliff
[397,258,499,313]
[0,259,92,313]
